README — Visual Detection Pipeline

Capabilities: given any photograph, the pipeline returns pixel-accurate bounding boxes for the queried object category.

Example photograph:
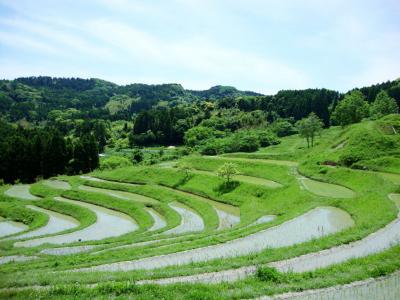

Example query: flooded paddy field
[15,197,138,247]
[1,142,400,299]
[74,206,353,272]
[11,205,79,241]
[0,220,28,238]
[4,185,39,200]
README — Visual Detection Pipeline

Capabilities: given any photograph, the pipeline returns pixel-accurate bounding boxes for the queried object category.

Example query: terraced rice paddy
[164,202,204,235]
[0,220,28,238]
[74,206,353,272]
[15,197,137,247]
[1,145,400,299]
[259,271,400,300]
[11,205,79,241]
[4,185,39,200]
[78,185,159,204]
[43,180,71,190]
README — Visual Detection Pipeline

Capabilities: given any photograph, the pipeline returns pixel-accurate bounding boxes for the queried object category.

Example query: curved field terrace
[1,122,400,300]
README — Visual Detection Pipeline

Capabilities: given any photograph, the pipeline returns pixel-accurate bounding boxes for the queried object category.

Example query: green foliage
[0,122,99,184]
[217,162,238,183]
[178,162,192,179]
[296,113,323,148]
[105,95,136,117]
[256,266,284,283]
[100,156,132,170]
[131,148,144,164]
[370,90,398,119]
[184,126,224,147]
[270,118,297,137]
[199,130,279,155]
[331,90,370,126]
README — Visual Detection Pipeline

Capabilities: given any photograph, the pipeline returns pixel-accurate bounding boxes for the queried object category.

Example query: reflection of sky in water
[12,205,78,241]
[164,202,204,235]
[5,185,39,200]
[16,197,137,247]
[81,206,353,272]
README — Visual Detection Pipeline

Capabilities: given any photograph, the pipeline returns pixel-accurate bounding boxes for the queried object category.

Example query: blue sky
[0,0,399,94]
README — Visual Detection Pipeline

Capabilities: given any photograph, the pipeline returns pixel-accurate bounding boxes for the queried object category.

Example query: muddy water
[261,272,400,300]
[12,205,79,241]
[4,185,39,200]
[146,208,167,231]
[76,206,353,272]
[270,194,400,273]
[43,180,71,190]
[0,220,28,237]
[15,197,138,247]
[78,185,159,204]
[164,202,204,235]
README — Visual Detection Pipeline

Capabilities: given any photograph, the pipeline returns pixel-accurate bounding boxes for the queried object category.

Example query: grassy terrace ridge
[1,118,400,299]
[0,189,49,242]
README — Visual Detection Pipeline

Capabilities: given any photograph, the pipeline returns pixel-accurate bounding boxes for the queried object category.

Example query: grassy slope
[1,116,400,299]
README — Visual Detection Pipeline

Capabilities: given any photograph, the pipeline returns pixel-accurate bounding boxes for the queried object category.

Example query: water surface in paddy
[164,202,204,235]
[0,255,38,265]
[43,180,71,190]
[0,220,28,237]
[80,175,106,182]
[16,197,138,247]
[12,205,79,241]
[160,185,240,230]
[146,208,167,231]
[78,185,159,204]
[41,245,96,255]
[266,272,400,300]
[270,194,400,273]
[4,185,39,200]
[78,206,353,272]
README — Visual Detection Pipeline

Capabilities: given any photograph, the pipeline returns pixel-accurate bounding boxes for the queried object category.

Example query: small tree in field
[217,162,238,184]
[296,113,323,148]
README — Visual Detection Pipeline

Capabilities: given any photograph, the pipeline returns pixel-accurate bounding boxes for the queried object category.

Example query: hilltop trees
[296,113,323,148]
[331,90,370,126]
[370,91,398,119]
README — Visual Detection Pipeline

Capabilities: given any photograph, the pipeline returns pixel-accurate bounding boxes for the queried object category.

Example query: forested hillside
[0,76,399,183]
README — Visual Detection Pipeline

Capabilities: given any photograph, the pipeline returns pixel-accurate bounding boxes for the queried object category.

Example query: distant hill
[188,85,262,100]
[0,76,399,123]
[0,77,263,122]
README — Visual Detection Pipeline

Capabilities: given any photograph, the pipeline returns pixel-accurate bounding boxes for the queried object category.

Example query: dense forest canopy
[0,76,399,183]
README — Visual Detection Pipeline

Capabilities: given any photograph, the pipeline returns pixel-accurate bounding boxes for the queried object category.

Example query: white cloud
[0,30,60,54]
[0,18,116,60]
